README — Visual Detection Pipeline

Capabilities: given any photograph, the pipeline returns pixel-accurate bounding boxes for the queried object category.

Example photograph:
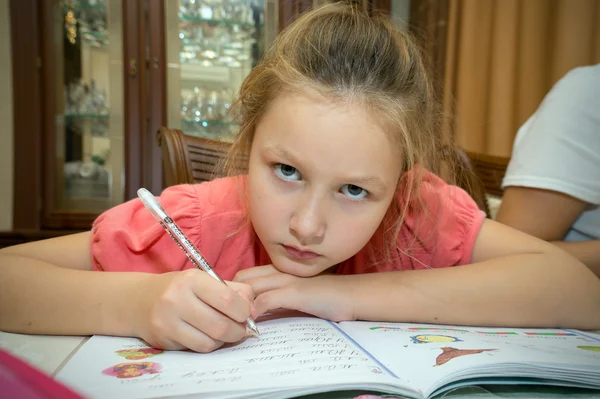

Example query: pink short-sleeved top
[90,172,486,280]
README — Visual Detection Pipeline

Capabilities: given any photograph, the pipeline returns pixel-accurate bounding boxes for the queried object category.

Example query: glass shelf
[167,0,268,143]
[80,30,108,37]
[180,15,256,29]
[182,119,236,126]
[62,0,108,48]
[65,113,109,118]
[55,0,123,211]
[61,1,106,10]
[181,38,251,48]
[181,119,238,142]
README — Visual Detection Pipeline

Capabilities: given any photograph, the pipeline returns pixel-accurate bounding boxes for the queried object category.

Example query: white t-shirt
[501,64,600,242]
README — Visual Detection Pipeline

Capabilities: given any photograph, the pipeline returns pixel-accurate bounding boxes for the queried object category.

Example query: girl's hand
[233,265,356,322]
[133,269,256,353]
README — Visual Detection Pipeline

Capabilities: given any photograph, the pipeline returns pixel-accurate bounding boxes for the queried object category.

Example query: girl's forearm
[551,240,600,277]
[352,253,600,329]
[0,254,153,337]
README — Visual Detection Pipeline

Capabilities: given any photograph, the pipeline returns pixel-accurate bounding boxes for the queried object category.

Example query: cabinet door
[164,0,278,142]
[41,0,127,229]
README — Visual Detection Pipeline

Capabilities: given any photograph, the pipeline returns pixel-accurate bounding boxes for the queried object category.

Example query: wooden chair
[445,148,490,217]
[157,127,234,186]
[464,151,510,198]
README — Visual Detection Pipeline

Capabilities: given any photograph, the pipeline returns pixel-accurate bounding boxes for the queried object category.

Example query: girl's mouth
[282,244,321,260]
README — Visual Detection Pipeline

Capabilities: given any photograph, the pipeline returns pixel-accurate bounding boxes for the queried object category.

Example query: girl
[1,3,598,354]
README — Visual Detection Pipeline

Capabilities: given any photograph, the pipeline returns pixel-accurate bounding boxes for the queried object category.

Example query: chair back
[157,127,232,186]
[464,151,510,198]
[443,148,490,217]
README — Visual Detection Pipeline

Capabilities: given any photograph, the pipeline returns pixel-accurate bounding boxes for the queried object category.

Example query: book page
[338,321,600,397]
[56,317,407,399]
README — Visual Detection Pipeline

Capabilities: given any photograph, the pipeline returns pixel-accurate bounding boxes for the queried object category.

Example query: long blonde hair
[221,2,463,266]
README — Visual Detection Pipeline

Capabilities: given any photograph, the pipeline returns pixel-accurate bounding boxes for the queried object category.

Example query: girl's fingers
[172,319,224,353]
[181,291,248,343]
[144,335,186,351]
[244,273,297,296]
[254,287,302,316]
[233,265,279,283]
[227,282,259,318]
[191,274,253,324]
[226,281,256,303]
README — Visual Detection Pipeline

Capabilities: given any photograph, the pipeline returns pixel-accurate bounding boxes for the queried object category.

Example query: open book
[56,316,600,399]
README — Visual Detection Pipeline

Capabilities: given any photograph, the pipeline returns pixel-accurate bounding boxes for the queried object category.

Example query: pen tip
[252,326,260,337]
[247,320,260,337]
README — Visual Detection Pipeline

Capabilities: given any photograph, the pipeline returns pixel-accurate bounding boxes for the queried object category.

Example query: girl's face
[247,91,402,277]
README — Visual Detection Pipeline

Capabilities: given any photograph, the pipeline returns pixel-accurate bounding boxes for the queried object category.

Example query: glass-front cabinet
[165,0,276,142]
[10,0,278,232]
[53,0,124,215]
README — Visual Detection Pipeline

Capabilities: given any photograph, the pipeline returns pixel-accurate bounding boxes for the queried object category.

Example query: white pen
[137,188,260,337]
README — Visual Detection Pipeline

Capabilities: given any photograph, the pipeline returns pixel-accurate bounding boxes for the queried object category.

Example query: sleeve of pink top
[437,182,487,266]
[401,172,487,268]
[89,184,206,273]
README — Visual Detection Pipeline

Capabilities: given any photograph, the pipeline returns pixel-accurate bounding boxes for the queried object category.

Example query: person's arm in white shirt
[497,187,600,276]
[498,65,600,277]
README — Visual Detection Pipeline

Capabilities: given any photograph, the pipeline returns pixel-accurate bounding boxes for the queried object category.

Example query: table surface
[1,330,599,399]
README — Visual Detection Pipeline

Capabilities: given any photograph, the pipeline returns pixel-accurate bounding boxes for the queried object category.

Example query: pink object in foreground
[0,348,84,399]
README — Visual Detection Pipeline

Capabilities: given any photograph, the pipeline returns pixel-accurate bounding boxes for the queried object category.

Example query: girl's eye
[274,163,301,181]
[340,184,368,200]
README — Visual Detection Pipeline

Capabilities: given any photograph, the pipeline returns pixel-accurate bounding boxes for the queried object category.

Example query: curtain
[445,0,600,156]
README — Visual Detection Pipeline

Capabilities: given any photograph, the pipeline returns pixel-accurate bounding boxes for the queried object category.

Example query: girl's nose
[289,192,327,244]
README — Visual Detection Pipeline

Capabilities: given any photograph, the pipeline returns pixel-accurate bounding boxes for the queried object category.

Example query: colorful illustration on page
[577,346,600,352]
[408,327,469,332]
[115,347,163,360]
[102,362,162,379]
[434,347,496,366]
[410,335,462,344]
[369,326,404,331]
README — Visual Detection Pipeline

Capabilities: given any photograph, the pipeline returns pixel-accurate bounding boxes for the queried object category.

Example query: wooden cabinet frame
[10,0,166,231]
